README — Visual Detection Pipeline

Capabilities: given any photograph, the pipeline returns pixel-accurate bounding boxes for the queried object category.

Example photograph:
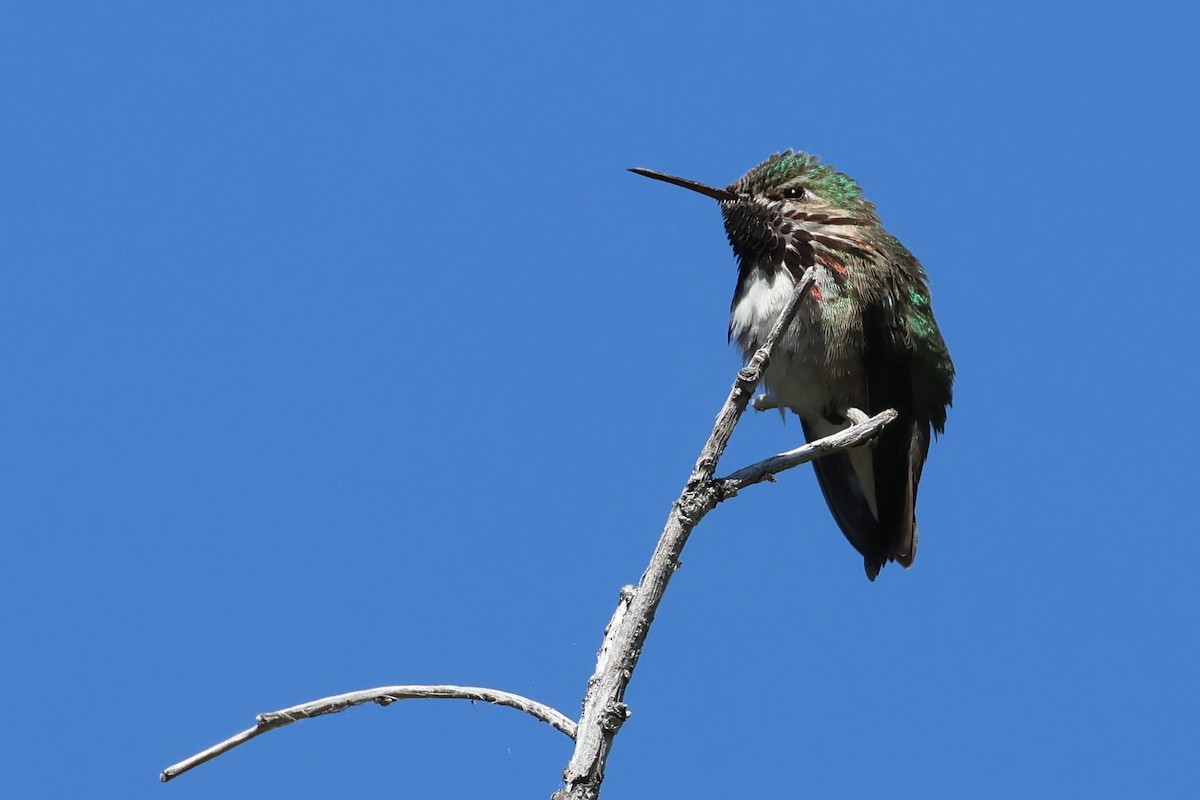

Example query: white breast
[728,264,867,420]
[728,262,876,519]
[729,267,795,346]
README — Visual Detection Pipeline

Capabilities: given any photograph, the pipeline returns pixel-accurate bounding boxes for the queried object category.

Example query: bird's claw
[751,393,780,412]
[752,394,788,422]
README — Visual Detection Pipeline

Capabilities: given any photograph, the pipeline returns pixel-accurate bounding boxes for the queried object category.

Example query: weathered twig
[160,684,576,782]
[554,266,853,800]
[716,409,897,496]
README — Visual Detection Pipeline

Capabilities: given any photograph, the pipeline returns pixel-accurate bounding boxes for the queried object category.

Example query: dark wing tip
[864,558,882,581]
[894,523,917,567]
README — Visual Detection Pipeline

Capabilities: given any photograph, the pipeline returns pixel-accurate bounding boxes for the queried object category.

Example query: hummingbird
[631,151,954,580]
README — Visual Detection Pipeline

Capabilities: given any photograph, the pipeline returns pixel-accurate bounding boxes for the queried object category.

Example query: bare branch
[161,684,575,782]
[554,267,822,800]
[716,408,898,496]
[161,724,266,784]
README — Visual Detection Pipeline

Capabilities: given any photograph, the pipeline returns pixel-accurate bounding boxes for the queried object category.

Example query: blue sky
[3,2,1197,798]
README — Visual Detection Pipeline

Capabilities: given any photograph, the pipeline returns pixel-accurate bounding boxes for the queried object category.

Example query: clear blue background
[3,2,1196,798]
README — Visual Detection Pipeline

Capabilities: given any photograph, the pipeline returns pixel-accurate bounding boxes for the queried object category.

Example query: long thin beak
[628,167,736,202]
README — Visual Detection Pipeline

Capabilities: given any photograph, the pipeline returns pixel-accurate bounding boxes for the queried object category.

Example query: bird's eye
[783,186,806,199]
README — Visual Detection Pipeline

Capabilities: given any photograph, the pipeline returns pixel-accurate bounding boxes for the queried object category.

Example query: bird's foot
[752,393,780,412]
[752,393,788,422]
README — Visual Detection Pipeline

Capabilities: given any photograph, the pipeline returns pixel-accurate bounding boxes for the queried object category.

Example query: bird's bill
[628,167,735,202]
